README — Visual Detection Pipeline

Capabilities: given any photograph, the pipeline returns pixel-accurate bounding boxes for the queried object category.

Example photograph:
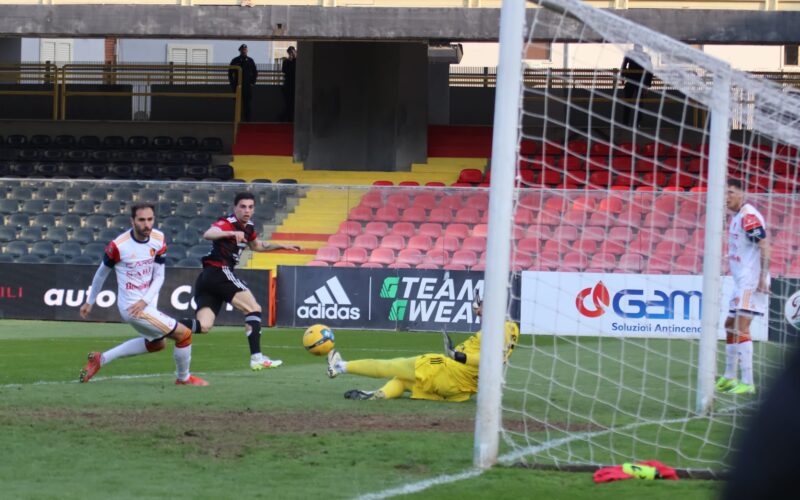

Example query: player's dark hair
[130,202,155,218]
[727,178,743,190]
[234,192,256,206]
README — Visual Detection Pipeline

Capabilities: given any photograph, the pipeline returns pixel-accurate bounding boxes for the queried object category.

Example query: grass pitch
[0,320,720,499]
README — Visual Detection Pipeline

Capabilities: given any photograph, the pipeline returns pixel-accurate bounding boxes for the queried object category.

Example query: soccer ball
[303,324,335,356]
[784,290,800,329]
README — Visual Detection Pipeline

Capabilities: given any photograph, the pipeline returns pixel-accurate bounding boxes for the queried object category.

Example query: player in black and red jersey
[187,192,299,370]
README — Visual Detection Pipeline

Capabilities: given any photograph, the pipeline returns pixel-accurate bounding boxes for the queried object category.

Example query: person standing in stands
[281,46,297,122]
[229,44,258,122]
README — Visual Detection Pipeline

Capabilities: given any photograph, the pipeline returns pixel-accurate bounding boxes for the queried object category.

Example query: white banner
[520,272,768,340]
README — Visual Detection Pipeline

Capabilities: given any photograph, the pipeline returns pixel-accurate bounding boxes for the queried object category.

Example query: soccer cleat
[715,376,737,392]
[327,349,342,378]
[344,389,375,400]
[175,375,209,386]
[79,351,103,383]
[727,383,756,395]
[250,355,283,371]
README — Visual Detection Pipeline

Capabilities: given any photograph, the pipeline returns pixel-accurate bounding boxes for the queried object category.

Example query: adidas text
[297,303,361,320]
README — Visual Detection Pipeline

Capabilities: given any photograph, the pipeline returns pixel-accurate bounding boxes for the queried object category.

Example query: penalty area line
[353,469,483,500]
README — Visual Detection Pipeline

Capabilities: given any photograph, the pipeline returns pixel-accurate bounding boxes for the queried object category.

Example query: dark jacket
[281,57,296,88]
[228,55,258,88]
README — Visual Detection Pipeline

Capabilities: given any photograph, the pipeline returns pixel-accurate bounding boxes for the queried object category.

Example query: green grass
[0,320,722,499]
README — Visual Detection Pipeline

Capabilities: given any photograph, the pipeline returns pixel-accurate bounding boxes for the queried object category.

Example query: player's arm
[80,244,117,318]
[248,239,300,252]
[758,237,771,293]
[203,224,247,243]
[442,332,480,367]
[743,213,770,292]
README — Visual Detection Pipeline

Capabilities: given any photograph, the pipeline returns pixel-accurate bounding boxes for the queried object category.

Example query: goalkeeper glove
[442,331,467,364]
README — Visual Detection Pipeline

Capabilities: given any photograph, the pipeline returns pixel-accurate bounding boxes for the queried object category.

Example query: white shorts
[120,304,178,341]
[728,287,768,317]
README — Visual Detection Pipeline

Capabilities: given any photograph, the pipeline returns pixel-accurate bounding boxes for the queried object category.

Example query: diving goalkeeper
[326,298,519,401]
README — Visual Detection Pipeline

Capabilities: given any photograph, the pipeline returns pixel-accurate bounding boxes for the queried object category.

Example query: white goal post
[476,0,800,473]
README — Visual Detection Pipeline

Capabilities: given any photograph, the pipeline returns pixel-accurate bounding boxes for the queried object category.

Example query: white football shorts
[120,304,178,340]
[728,286,769,317]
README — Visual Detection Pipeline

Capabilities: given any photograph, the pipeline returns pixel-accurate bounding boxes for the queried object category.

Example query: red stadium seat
[368,248,395,266]
[461,236,486,253]
[523,224,551,240]
[472,223,488,237]
[412,193,438,211]
[433,236,460,253]
[457,168,484,184]
[588,171,611,188]
[517,237,541,254]
[573,239,598,254]
[364,221,389,237]
[353,233,379,250]
[599,240,626,256]
[398,181,420,187]
[348,205,373,222]
[374,206,400,222]
[401,206,427,223]
[567,139,588,155]
[451,250,478,268]
[643,212,670,229]
[582,226,606,242]
[305,260,329,267]
[588,253,617,272]
[423,249,450,267]
[645,255,672,274]
[389,222,416,238]
[341,247,368,264]
[553,225,578,242]
[396,248,423,266]
[338,220,362,237]
[333,261,356,267]
[360,262,384,268]
[445,223,470,240]
[464,193,489,212]
[428,207,453,223]
[514,208,536,225]
[454,207,480,224]
[379,233,406,251]
[617,253,644,273]
[407,235,433,251]
[439,194,464,211]
[387,193,411,210]
[360,190,384,209]
[388,262,412,269]
[532,251,560,271]
[413,223,440,239]
[511,251,534,271]
[562,209,587,227]
[314,246,341,264]
[326,233,351,249]
[675,255,701,274]
[663,228,690,245]
[590,141,611,155]
[561,252,588,272]
[372,180,393,186]
[608,226,633,243]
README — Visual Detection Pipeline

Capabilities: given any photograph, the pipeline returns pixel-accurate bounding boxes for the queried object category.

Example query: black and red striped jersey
[201,214,257,268]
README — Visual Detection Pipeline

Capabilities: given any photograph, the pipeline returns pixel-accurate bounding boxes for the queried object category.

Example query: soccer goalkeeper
[326,298,519,402]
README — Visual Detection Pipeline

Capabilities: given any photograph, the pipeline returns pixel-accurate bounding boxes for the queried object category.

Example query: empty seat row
[0,134,223,152]
[0,162,233,181]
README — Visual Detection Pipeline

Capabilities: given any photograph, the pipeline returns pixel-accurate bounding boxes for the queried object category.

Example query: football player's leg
[722,315,738,382]
[734,313,755,387]
[231,289,281,369]
[376,378,412,399]
[167,322,207,385]
[344,357,416,381]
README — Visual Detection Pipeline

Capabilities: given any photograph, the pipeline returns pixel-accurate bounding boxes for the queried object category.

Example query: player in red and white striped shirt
[79,203,208,386]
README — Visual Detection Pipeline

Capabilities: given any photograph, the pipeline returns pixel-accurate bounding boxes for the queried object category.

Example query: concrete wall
[294,41,428,171]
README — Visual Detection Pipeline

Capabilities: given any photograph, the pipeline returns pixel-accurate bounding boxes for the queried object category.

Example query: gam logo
[576,281,702,320]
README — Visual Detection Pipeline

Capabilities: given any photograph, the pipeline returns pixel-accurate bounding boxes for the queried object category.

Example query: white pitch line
[353,469,484,500]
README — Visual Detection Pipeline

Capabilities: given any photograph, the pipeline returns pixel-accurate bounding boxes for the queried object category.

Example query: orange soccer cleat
[79,352,103,383]
[175,375,209,386]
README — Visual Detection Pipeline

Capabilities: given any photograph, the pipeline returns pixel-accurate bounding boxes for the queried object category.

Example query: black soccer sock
[245,311,262,355]
[178,318,202,333]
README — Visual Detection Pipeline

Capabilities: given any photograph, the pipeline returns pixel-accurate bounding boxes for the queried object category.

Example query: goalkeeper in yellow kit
[326,298,520,401]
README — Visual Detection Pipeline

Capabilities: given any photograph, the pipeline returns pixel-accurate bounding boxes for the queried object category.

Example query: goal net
[492,0,800,474]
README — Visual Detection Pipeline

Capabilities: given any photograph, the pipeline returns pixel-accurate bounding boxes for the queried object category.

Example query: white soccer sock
[174,345,192,382]
[103,338,149,365]
[250,353,263,362]
[738,341,754,385]
[339,361,348,374]
[724,343,738,380]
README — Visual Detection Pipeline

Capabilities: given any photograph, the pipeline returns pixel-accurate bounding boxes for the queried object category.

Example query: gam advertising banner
[276,266,520,332]
[520,271,769,340]
[0,264,270,326]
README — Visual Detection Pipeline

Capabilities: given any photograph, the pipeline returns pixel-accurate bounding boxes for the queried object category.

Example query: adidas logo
[297,277,361,320]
